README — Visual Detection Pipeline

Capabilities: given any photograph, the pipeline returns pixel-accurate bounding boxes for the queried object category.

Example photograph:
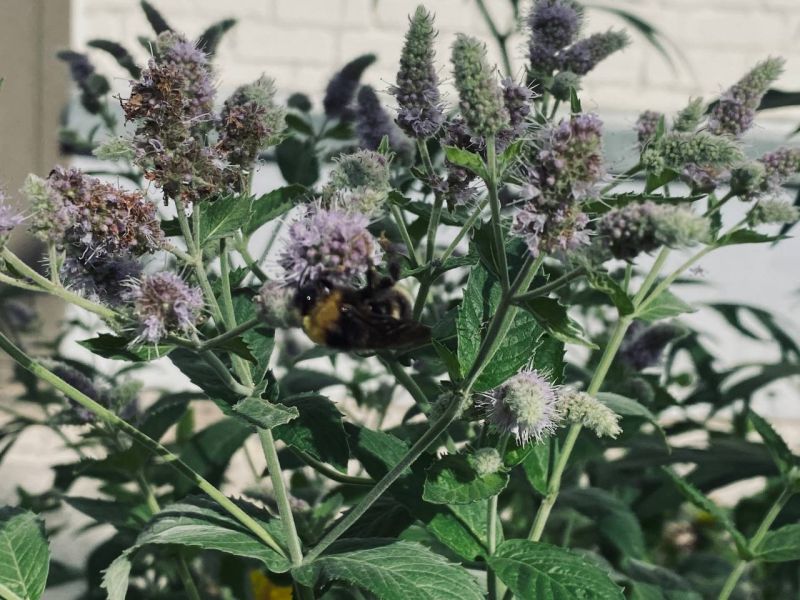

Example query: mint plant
[2,2,800,599]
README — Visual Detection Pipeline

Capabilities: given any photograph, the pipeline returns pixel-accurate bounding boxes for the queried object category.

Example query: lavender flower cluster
[121,32,285,202]
[512,113,604,257]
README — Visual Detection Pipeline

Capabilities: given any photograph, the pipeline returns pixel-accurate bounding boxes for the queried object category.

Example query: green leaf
[569,87,582,113]
[103,497,289,599]
[87,39,140,78]
[169,348,239,411]
[0,507,50,600]
[561,488,647,558]
[295,539,483,600]
[587,272,635,315]
[243,184,307,235]
[457,264,545,391]
[423,455,509,505]
[519,297,597,348]
[636,290,695,322]
[755,523,800,562]
[498,140,525,175]
[137,393,191,441]
[597,392,667,446]
[623,559,701,600]
[63,497,147,531]
[716,229,787,246]
[195,18,236,56]
[443,146,487,179]
[273,394,349,471]
[199,195,253,246]
[748,410,796,475]
[232,397,299,430]
[276,137,320,186]
[489,540,625,599]
[661,468,748,555]
[78,334,173,362]
[522,442,550,495]
[140,0,172,34]
[285,113,315,135]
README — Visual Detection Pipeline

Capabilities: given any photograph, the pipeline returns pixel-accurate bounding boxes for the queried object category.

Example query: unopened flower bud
[468,448,504,476]
[560,390,621,438]
[749,198,799,226]
[323,150,392,216]
[452,34,509,140]
[93,137,136,162]
[550,70,581,102]
[672,97,704,133]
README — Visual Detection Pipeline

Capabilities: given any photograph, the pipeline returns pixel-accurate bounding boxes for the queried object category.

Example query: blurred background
[1,0,800,596]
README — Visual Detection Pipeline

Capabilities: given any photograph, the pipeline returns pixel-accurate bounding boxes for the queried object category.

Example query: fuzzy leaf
[0,508,50,600]
[78,334,173,362]
[423,455,509,505]
[294,539,483,600]
[587,272,635,315]
[522,442,550,495]
[444,146,487,179]
[716,229,787,246]
[244,184,307,235]
[489,540,625,599]
[519,297,597,348]
[199,195,253,245]
[755,524,800,562]
[636,290,695,322]
[273,394,349,470]
[233,397,298,430]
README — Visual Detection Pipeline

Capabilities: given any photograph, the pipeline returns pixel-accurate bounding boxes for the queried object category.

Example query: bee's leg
[388,261,401,284]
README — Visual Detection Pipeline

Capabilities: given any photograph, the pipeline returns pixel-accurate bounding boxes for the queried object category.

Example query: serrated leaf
[169,348,240,411]
[636,290,695,322]
[103,497,289,598]
[489,540,625,599]
[423,455,509,505]
[498,140,525,175]
[519,297,597,348]
[748,410,796,475]
[716,229,787,246]
[661,468,748,556]
[243,184,307,235]
[233,397,298,430]
[587,272,635,315]
[755,523,800,562]
[273,394,349,471]
[78,334,173,362]
[443,146,487,179]
[0,507,50,600]
[295,539,483,600]
[457,264,545,391]
[199,195,252,245]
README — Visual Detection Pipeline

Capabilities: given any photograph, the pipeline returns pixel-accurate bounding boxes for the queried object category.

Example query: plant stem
[417,140,444,263]
[1,249,119,322]
[717,486,794,600]
[47,243,61,286]
[258,429,305,567]
[632,247,670,306]
[440,197,489,263]
[485,136,510,292]
[382,357,430,410]
[636,246,714,315]
[292,448,374,486]
[304,393,464,564]
[0,329,286,557]
[412,275,433,321]
[390,204,420,268]
[136,473,202,600]
[474,0,512,77]
[487,435,510,600]
[236,234,268,283]
[513,267,586,303]
[704,190,735,218]
[200,317,261,350]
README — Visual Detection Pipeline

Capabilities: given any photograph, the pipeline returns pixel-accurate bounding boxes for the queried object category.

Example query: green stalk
[485,136,510,292]
[0,329,286,557]
[632,247,670,305]
[292,448,374,486]
[440,197,489,263]
[390,204,420,268]
[304,393,464,563]
[412,275,433,321]
[599,163,643,195]
[474,0,512,77]
[636,245,715,315]
[200,317,261,350]
[717,487,794,600]
[382,358,430,410]
[1,249,118,322]
[236,234,268,282]
[487,435,510,600]
[136,472,201,600]
[47,243,61,286]
[417,140,444,263]
[513,267,586,303]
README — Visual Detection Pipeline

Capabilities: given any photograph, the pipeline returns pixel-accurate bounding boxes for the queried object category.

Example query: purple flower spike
[129,272,203,343]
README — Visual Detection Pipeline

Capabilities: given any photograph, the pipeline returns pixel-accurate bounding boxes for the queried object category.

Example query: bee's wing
[341,301,431,350]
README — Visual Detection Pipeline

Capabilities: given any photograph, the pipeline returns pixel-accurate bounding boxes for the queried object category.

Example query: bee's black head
[293,280,331,315]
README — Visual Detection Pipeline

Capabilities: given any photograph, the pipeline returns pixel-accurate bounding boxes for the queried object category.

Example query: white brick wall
[70,0,800,121]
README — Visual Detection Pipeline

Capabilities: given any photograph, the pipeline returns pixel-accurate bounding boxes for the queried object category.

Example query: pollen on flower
[482,370,561,445]
[278,206,383,285]
[129,272,203,343]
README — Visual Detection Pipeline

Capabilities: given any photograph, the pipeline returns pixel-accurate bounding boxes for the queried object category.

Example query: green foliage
[0,508,50,600]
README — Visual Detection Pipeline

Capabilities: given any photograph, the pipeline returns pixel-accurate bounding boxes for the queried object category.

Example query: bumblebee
[293,267,431,351]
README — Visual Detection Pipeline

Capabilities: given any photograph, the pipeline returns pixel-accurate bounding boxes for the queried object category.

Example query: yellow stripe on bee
[302,289,343,345]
